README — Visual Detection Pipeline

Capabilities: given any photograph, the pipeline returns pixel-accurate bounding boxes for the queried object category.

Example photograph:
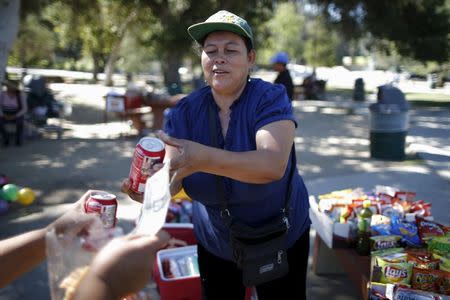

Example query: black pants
[0,116,24,146]
[198,226,310,300]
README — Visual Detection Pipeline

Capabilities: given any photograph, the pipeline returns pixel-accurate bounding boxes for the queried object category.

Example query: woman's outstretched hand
[157,131,205,183]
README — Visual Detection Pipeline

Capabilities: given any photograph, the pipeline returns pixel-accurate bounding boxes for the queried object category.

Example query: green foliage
[118,33,157,73]
[258,2,304,65]
[311,0,450,63]
[364,0,450,62]
[14,0,278,85]
[41,2,82,69]
[304,16,338,67]
[8,14,56,67]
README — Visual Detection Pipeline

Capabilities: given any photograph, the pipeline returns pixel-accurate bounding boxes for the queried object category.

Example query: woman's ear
[248,49,256,65]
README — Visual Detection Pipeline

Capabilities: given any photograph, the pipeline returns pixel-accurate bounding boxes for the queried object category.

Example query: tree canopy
[310,0,450,63]
[5,0,449,88]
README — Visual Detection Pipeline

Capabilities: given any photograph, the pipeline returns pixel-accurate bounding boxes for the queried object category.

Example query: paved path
[0,84,449,299]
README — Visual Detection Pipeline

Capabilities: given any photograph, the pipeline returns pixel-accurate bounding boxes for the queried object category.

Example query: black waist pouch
[228,214,289,286]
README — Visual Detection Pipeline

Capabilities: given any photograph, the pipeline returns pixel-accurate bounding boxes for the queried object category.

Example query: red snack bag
[416,217,450,243]
[410,201,432,217]
[406,248,432,259]
[412,267,450,295]
[438,270,450,295]
[407,252,440,270]
[411,268,442,293]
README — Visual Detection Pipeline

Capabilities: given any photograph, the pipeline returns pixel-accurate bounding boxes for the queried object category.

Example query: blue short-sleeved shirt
[165,78,310,260]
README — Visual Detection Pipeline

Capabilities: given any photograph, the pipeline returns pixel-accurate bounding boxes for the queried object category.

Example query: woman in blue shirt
[123,10,310,300]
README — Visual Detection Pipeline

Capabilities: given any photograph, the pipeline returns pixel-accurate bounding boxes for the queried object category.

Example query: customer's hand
[46,190,101,239]
[75,231,170,299]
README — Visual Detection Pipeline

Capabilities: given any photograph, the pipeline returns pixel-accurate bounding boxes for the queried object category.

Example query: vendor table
[309,195,371,300]
[312,235,370,300]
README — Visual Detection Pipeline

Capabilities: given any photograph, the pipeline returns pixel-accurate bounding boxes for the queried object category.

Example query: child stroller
[23,75,71,139]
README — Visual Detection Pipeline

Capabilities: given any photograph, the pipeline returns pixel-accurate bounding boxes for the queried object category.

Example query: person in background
[122,10,310,300]
[0,79,27,146]
[271,51,294,101]
[25,75,61,123]
[0,190,170,299]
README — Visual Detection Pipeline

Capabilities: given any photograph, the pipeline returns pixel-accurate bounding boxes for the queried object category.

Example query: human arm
[0,190,99,288]
[0,228,47,287]
[162,119,295,189]
[73,231,170,300]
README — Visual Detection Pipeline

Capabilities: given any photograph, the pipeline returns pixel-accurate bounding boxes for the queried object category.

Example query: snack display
[314,185,450,299]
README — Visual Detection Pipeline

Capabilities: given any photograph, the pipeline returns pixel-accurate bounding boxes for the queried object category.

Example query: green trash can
[369,85,409,160]
[370,131,407,160]
[353,78,365,101]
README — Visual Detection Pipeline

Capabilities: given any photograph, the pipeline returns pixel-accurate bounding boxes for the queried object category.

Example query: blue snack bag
[390,215,421,247]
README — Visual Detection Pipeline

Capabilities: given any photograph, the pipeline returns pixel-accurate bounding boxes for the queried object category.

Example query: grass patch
[405,92,450,107]
[325,87,450,107]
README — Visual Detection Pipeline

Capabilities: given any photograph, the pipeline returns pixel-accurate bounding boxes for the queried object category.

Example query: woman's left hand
[158,131,205,182]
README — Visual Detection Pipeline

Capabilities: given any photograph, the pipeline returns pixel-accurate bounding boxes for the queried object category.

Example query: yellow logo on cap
[224,15,236,23]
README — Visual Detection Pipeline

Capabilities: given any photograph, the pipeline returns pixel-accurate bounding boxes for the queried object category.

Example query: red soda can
[84,191,118,228]
[129,137,165,194]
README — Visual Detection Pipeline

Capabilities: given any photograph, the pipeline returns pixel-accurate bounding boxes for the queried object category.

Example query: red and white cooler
[152,223,254,300]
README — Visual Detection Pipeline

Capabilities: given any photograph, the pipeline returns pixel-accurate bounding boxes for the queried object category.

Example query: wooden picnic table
[104,92,185,134]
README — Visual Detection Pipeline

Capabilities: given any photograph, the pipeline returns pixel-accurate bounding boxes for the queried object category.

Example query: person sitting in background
[271,52,294,101]
[0,79,28,147]
[25,75,61,125]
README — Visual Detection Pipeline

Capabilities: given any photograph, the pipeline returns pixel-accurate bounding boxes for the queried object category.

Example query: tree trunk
[104,10,137,87]
[162,51,182,95]
[104,39,122,87]
[0,0,20,82]
[92,53,100,83]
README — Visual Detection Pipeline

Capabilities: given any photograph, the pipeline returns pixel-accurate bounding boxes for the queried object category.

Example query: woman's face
[201,31,255,96]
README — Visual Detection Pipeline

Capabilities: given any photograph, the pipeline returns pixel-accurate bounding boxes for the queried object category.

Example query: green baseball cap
[187,10,254,48]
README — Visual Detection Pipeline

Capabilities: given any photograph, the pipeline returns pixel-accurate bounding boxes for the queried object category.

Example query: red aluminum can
[129,137,165,194]
[85,191,118,228]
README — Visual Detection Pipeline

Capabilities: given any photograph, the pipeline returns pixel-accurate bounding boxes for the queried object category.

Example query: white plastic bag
[46,221,123,300]
[134,161,171,236]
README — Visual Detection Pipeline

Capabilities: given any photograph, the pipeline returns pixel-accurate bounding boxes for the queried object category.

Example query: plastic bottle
[356,200,373,255]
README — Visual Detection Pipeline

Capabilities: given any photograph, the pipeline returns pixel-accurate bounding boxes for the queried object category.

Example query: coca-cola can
[129,137,165,194]
[85,191,118,228]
